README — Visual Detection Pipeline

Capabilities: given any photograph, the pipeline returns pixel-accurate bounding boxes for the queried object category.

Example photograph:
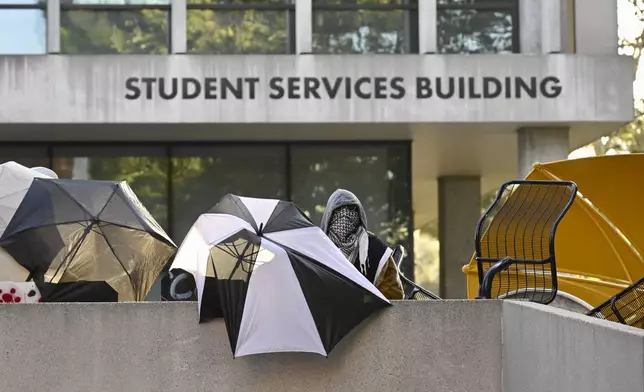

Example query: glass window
[186,0,294,54]
[0,0,46,54]
[51,146,170,230]
[437,0,517,53]
[170,145,287,242]
[60,0,170,54]
[289,143,413,274]
[312,0,417,54]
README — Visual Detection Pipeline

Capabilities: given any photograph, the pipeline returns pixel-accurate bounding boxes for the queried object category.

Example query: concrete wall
[0,300,641,392]
[0,55,633,124]
[0,301,503,392]
[503,301,644,392]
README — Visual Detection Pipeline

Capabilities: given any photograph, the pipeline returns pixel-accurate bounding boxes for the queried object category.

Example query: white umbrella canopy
[0,161,56,239]
[0,162,56,282]
[171,194,391,358]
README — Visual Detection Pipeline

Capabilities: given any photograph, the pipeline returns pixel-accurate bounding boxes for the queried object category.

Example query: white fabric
[0,161,53,238]
[239,196,279,229]
[235,240,326,357]
[374,247,394,282]
[170,213,254,312]
[0,281,41,303]
[265,227,389,303]
[30,167,58,179]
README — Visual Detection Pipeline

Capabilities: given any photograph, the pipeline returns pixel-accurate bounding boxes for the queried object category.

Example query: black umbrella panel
[0,178,177,302]
[170,194,391,357]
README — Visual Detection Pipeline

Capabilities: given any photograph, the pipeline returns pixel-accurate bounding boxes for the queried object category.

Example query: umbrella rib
[51,181,93,217]
[99,220,156,235]
[0,220,92,242]
[0,187,31,201]
[109,185,174,247]
[49,223,93,283]
[226,241,251,279]
[96,224,136,297]
[96,185,119,220]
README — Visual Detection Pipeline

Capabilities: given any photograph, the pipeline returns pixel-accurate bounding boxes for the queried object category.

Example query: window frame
[436,0,520,53]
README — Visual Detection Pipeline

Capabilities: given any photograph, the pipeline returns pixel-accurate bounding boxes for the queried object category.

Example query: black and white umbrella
[170,194,390,357]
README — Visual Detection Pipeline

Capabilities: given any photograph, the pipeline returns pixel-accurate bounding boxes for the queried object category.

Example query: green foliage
[587,0,644,156]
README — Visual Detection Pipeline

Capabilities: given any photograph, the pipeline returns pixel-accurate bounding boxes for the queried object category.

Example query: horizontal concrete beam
[0,55,633,123]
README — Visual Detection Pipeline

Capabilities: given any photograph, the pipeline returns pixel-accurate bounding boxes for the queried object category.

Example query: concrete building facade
[0,0,633,298]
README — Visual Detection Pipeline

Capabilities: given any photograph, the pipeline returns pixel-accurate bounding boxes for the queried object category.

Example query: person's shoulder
[367,232,389,250]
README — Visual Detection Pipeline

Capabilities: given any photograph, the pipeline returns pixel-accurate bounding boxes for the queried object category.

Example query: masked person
[320,189,404,300]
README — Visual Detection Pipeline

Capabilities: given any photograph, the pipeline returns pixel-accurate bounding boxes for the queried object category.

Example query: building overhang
[0,54,634,124]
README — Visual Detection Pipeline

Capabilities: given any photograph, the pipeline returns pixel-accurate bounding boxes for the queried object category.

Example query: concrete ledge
[503,301,644,392]
[0,300,502,392]
[1,300,642,391]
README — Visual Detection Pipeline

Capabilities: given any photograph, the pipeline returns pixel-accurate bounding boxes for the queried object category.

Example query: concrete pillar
[171,0,187,53]
[438,176,481,299]
[418,0,437,54]
[519,0,542,54]
[517,127,570,178]
[46,0,60,53]
[574,0,619,54]
[541,0,574,53]
[520,0,574,54]
[295,0,312,54]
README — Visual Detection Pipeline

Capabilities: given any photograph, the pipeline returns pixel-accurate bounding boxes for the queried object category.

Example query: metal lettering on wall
[0,55,633,123]
[124,76,562,101]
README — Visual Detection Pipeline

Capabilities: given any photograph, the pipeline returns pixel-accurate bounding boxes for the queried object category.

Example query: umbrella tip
[532,162,543,169]
[258,223,264,236]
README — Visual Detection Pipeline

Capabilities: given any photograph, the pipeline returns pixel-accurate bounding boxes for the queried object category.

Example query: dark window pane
[187,9,289,53]
[61,10,169,54]
[0,0,43,4]
[313,9,409,53]
[313,0,409,4]
[188,0,288,4]
[289,144,413,274]
[171,146,287,242]
[61,0,169,4]
[51,146,169,231]
[438,8,514,53]
[0,146,49,168]
[438,0,514,5]
[0,10,46,54]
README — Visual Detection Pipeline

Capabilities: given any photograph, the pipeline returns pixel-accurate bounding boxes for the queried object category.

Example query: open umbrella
[0,178,176,302]
[170,194,390,357]
[0,161,54,238]
[464,154,644,307]
[0,161,55,282]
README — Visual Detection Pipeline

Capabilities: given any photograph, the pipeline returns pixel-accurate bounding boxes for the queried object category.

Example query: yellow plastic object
[463,154,644,307]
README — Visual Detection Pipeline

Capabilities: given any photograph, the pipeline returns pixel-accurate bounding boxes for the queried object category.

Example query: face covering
[328,206,369,275]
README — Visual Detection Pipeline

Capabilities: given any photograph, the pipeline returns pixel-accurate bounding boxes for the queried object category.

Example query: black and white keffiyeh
[327,206,370,275]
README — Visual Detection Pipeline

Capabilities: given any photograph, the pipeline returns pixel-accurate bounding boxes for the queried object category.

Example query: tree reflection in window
[60,0,170,54]
[312,0,417,54]
[170,146,287,241]
[437,0,517,54]
[186,0,293,54]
